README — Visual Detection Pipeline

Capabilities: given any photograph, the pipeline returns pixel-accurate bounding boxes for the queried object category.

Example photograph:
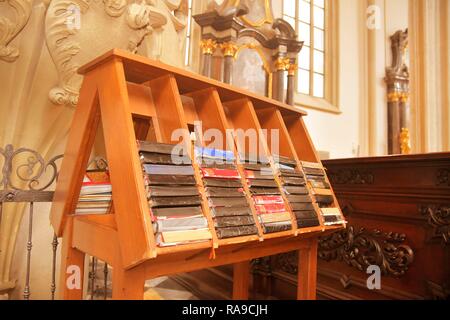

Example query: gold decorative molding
[274,57,290,71]
[287,61,297,76]
[232,0,273,27]
[220,41,238,58]
[200,38,217,55]
[387,91,409,103]
[0,0,32,62]
[400,128,411,154]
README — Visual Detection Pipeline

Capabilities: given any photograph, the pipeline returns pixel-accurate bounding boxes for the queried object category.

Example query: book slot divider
[186,87,264,245]
[222,98,297,240]
[281,115,346,229]
[146,75,219,254]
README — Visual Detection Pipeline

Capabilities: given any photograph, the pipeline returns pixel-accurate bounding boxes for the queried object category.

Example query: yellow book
[259,212,292,224]
[301,161,323,169]
[160,228,212,243]
[313,188,333,196]
[321,207,341,216]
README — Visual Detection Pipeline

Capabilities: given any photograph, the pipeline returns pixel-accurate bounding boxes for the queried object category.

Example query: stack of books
[274,156,320,229]
[196,147,258,239]
[75,171,112,215]
[301,161,345,226]
[243,154,292,234]
[138,141,212,247]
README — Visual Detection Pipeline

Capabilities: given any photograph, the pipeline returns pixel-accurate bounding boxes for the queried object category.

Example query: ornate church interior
[0,0,448,301]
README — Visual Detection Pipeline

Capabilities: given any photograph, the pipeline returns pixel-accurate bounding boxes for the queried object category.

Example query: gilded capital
[274,57,290,71]
[200,39,217,55]
[220,42,238,58]
[387,91,409,103]
[288,61,297,76]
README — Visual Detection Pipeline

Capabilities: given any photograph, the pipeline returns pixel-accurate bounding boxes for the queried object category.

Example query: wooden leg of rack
[59,218,85,300]
[232,261,250,300]
[297,239,318,300]
[112,265,145,300]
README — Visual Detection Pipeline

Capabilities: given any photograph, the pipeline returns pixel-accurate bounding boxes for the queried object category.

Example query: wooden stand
[50,49,344,300]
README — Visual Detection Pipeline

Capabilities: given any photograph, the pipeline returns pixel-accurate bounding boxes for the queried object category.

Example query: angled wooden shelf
[50,49,345,300]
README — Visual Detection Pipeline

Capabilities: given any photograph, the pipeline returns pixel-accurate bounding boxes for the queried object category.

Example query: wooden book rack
[50,49,345,300]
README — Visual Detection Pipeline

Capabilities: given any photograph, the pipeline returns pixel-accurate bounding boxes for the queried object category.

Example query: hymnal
[290,203,315,211]
[157,228,212,244]
[308,180,330,189]
[203,178,242,188]
[262,221,292,234]
[296,219,320,228]
[144,164,194,176]
[206,187,244,198]
[215,225,258,239]
[283,186,309,195]
[312,188,333,196]
[214,216,255,228]
[246,179,278,188]
[250,187,281,196]
[140,152,191,165]
[258,212,291,224]
[138,141,186,156]
[253,196,284,205]
[208,197,249,208]
[146,174,196,186]
[255,203,286,214]
[210,207,253,218]
[294,211,318,220]
[201,168,240,179]
[150,196,201,208]
[281,176,306,186]
[148,186,199,197]
[286,195,312,203]
[301,161,324,169]
[315,195,334,205]
[153,216,208,233]
[151,206,203,218]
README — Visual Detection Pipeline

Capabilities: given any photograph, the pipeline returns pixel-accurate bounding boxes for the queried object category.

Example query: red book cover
[252,195,284,205]
[201,168,240,179]
[83,171,111,186]
[255,203,286,214]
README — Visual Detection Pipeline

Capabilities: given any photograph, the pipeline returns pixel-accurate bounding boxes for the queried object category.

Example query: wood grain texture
[97,58,155,268]
[233,261,250,300]
[50,73,100,237]
[59,217,85,300]
[77,49,307,117]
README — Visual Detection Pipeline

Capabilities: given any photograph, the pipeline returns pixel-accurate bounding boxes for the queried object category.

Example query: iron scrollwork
[318,226,414,278]
[0,144,62,193]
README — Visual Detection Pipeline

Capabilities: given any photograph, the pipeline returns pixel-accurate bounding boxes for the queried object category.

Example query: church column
[200,39,217,78]
[220,42,238,84]
[286,60,297,106]
[273,57,289,103]
[386,92,402,154]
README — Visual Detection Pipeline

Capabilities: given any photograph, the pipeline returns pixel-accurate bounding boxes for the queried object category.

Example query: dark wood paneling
[173,153,450,300]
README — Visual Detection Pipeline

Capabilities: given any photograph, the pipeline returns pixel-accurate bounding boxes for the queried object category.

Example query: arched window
[283,0,339,113]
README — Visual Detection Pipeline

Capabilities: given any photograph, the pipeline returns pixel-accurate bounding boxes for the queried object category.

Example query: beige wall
[274,0,410,159]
